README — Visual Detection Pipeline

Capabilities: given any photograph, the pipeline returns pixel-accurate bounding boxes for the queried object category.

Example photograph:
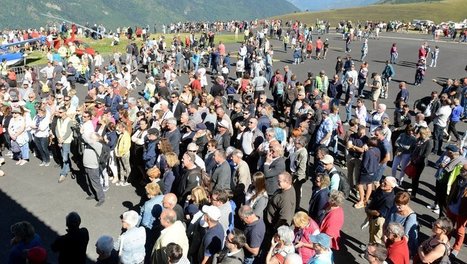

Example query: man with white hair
[384,222,409,264]
[159,99,174,121]
[163,117,181,155]
[95,235,119,264]
[231,149,251,192]
[83,132,105,207]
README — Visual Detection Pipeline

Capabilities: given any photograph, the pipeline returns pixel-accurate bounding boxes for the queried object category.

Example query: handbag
[404,162,418,179]
[337,120,345,137]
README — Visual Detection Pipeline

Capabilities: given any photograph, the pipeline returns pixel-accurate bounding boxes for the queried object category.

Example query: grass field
[273,0,465,26]
[24,32,241,66]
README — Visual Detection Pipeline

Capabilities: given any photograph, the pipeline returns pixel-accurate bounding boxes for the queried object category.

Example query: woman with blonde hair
[162,152,179,194]
[293,211,320,264]
[140,182,163,229]
[245,172,269,217]
[184,186,210,221]
[147,167,164,193]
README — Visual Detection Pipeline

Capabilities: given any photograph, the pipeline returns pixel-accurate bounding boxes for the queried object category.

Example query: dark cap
[147,128,160,136]
[445,144,459,153]
[195,123,207,131]
[95,98,105,104]
[322,109,330,115]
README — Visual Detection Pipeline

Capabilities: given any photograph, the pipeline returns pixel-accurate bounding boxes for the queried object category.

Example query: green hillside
[275,0,464,25]
[0,0,298,29]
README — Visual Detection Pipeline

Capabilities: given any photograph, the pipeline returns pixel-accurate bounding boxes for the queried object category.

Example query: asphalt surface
[1,30,466,263]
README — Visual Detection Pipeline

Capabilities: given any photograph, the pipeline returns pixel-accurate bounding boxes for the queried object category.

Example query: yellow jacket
[115,131,131,157]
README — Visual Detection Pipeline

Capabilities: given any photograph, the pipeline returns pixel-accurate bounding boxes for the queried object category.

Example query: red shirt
[319,206,344,250]
[315,40,323,50]
[386,237,410,264]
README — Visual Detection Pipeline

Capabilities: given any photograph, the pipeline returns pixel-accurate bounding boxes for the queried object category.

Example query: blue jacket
[450,105,464,122]
[143,138,157,169]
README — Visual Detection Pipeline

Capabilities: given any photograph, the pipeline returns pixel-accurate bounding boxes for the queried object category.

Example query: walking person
[429,46,439,68]
[361,39,368,61]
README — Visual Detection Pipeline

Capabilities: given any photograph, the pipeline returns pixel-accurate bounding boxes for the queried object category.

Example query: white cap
[202,205,221,221]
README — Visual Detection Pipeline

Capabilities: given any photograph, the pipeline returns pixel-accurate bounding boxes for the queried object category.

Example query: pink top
[218,43,226,56]
[296,218,320,264]
[320,206,344,250]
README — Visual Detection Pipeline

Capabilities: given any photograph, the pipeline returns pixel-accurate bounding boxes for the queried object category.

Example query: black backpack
[330,170,351,199]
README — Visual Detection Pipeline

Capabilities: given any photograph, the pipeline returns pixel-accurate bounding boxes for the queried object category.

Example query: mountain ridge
[0,0,299,29]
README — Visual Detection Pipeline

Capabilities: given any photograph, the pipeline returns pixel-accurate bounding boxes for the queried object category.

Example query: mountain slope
[0,0,298,29]
[288,0,379,11]
[277,0,464,24]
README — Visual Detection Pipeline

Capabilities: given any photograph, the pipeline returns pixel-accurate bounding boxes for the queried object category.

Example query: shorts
[359,173,375,185]
[371,89,381,101]
[316,48,321,53]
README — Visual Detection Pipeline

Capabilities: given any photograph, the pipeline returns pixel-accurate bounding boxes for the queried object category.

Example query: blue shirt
[203,223,225,257]
[316,117,333,145]
[140,195,163,229]
[450,105,464,122]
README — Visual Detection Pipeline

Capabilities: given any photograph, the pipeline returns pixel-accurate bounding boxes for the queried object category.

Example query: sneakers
[112,178,119,184]
[354,202,365,209]
[433,209,440,215]
[426,204,439,210]
[103,185,109,192]
[95,200,105,207]
[19,160,28,166]
[44,162,51,167]
[58,175,66,183]
[120,181,130,187]
[361,220,369,230]
[39,162,45,167]
[86,195,95,200]
[16,160,22,165]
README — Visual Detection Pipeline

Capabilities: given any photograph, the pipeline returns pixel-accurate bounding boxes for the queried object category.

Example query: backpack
[85,141,111,172]
[331,170,351,199]
[275,81,285,95]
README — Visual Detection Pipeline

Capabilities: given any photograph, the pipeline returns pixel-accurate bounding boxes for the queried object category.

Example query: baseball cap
[445,144,459,153]
[187,142,199,151]
[202,205,221,221]
[217,119,229,129]
[310,233,331,249]
[321,154,334,165]
[196,123,207,131]
[384,176,398,188]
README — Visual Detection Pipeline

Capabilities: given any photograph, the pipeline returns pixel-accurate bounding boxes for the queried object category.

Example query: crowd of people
[3,18,467,264]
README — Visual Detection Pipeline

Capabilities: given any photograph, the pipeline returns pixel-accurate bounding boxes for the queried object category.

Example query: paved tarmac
[1,30,466,263]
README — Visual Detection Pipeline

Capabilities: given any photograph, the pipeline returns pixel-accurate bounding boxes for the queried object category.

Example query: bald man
[162,193,184,221]
[152,209,189,264]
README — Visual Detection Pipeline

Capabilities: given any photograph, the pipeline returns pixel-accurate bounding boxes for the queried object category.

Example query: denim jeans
[432,125,444,154]
[374,163,387,182]
[345,102,353,122]
[391,153,411,181]
[20,142,29,160]
[34,136,50,163]
[60,143,71,176]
